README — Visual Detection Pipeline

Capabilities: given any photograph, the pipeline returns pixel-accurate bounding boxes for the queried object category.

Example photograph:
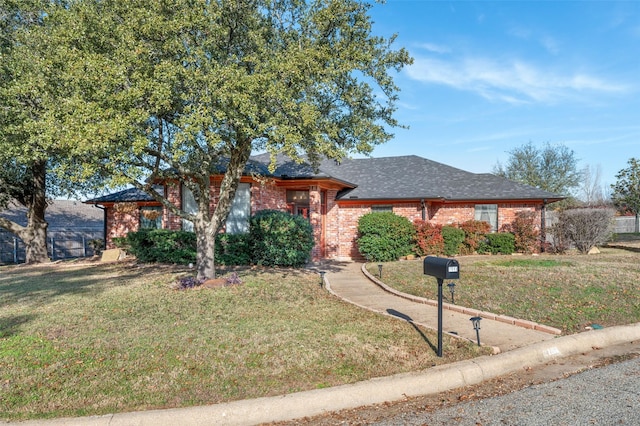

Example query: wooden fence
[0,230,103,264]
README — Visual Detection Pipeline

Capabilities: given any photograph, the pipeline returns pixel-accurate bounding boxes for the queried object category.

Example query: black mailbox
[423,256,460,280]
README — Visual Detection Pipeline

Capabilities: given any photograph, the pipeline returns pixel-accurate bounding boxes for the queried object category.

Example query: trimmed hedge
[441,226,465,256]
[483,232,515,254]
[249,209,315,267]
[113,229,197,264]
[114,210,313,267]
[357,212,415,262]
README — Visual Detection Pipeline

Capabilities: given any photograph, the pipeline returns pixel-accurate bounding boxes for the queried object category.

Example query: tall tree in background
[493,142,581,196]
[0,0,106,263]
[611,158,640,233]
[40,0,411,279]
[0,0,53,263]
[579,164,608,206]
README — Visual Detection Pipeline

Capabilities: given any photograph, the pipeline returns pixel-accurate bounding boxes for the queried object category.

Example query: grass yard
[368,247,640,333]
[0,260,488,421]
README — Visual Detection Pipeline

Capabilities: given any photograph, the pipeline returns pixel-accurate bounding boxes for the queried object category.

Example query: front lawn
[0,261,487,421]
[368,247,640,333]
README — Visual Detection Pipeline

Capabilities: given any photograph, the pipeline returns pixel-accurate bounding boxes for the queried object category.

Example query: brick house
[85,154,563,260]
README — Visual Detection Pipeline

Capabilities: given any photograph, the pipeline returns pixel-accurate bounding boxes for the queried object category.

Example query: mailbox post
[423,256,460,357]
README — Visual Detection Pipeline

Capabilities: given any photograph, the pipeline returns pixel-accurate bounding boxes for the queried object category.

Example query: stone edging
[361,263,562,336]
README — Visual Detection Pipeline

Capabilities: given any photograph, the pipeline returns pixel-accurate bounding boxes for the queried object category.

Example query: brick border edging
[361,263,562,336]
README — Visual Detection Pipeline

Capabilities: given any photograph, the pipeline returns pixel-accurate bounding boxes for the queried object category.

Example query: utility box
[423,256,460,280]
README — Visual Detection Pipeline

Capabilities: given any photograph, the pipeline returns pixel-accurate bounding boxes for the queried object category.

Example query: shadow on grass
[0,262,155,307]
[0,314,36,338]
[386,308,438,355]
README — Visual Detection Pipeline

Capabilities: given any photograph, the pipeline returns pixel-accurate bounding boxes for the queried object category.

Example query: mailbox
[423,256,460,280]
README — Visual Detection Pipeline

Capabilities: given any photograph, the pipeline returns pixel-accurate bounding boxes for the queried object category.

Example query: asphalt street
[372,355,640,426]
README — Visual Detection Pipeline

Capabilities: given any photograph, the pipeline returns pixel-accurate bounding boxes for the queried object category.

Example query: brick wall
[105,205,139,249]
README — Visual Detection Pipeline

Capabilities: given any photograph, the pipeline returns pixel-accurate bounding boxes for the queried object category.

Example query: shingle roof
[0,200,104,230]
[86,154,563,204]
[87,187,156,204]
[252,154,563,202]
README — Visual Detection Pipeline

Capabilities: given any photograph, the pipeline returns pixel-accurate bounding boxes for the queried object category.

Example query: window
[226,183,251,234]
[181,183,251,234]
[181,184,198,232]
[371,205,393,212]
[475,204,498,232]
[140,207,162,229]
[287,190,309,219]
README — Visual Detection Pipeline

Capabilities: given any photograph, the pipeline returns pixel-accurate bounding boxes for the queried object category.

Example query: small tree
[611,158,640,233]
[357,212,414,262]
[550,208,615,254]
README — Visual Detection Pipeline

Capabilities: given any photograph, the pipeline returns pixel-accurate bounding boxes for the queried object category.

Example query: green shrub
[357,212,415,262]
[215,233,251,265]
[413,220,444,256]
[249,210,314,267]
[484,233,515,254]
[114,229,197,264]
[459,220,491,254]
[441,226,465,256]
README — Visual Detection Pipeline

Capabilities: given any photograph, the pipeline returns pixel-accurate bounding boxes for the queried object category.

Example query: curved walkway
[324,261,560,353]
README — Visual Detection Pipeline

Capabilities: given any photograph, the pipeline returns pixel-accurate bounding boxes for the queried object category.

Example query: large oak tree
[39,0,411,278]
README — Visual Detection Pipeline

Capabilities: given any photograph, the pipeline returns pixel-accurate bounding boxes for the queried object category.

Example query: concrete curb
[360,263,562,335]
[11,323,640,426]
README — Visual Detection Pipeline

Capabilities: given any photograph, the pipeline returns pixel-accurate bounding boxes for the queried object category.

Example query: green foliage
[357,212,415,262]
[114,229,197,264]
[493,141,580,195]
[215,233,251,266]
[611,158,640,228]
[483,233,515,254]
[32,0,412,279]
[502,211,539,253]
[249,210,314,267]
[412,220,444,256]
[441,226,465,256]
[459,220,491,254]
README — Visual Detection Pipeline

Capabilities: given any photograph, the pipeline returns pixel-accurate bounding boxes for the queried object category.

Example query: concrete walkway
[324,261,560,353]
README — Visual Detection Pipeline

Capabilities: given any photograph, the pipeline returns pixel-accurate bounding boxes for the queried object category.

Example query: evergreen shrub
[249,209,314,267]
[441,226,465,256]
[357,212,415,262]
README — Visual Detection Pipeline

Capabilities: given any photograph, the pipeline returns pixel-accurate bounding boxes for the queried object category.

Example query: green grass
[0,260,489,421]
[369,247,640,334]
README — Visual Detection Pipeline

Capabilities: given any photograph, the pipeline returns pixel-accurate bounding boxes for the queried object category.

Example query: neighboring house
[0,200,105,263]
[85,154,563,261]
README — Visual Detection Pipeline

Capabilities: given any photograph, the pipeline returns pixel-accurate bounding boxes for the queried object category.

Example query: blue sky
[365,0,640,193]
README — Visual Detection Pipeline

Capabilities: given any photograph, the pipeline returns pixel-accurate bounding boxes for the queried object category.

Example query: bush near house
[482,233,516,255]
[459,220,491,254]
[114,229,197,264]
[413,220,445,256]
[357,212,415,262]
[501,211,539,254]
[249,209,314,267]
[441,226,465,256]
[114,211,313,267]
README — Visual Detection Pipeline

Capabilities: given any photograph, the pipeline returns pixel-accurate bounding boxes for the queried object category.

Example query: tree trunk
[0,160,49,264]
[25,160,49,264]
[195,219,216,280]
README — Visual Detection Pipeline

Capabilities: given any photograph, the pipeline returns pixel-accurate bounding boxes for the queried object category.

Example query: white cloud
[405,54,629,104]
[415,42,451,54]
